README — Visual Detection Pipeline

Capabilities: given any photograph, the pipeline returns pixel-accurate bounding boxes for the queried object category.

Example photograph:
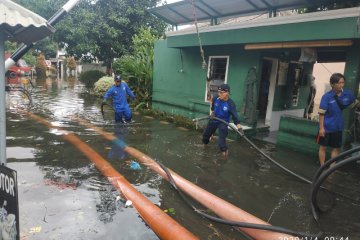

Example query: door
[258,58,278,127]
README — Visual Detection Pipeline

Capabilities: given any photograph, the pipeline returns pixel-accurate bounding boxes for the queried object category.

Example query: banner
[0,165,19,240]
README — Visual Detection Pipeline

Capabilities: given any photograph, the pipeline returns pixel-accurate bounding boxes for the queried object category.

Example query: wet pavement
[4,76,360,239]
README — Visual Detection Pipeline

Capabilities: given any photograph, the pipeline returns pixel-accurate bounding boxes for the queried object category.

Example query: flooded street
[5,77,360,239]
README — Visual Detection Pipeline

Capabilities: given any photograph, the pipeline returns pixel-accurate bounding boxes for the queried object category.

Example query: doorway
[257,58,278,128]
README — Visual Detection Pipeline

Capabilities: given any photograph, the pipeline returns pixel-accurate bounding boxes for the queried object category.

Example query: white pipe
[63,0,80,12]
[5,58,15,72]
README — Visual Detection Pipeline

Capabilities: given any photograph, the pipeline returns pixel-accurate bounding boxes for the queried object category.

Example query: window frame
[205,56,230,102]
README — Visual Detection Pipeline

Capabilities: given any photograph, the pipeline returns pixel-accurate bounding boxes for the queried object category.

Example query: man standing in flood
[202,83,243,157]
[317,73,359,166]
[103,75,135,123]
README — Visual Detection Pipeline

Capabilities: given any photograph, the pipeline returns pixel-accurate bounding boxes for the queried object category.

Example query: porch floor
[254,131,278,144]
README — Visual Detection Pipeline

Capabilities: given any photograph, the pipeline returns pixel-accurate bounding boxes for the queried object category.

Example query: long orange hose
[76,118,295,240]
[28,113,198,240]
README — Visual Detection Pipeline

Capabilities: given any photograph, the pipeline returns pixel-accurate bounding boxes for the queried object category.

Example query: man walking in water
[202,83,243,157]
[103,75,136,123]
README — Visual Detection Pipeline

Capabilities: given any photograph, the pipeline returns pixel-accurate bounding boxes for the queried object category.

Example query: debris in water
[130,160,141,170]
[125,200,132,208]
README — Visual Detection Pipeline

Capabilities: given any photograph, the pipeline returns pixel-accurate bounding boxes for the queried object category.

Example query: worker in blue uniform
[103,75,135,123]
[202,83,243,157]
[317,73,359,166]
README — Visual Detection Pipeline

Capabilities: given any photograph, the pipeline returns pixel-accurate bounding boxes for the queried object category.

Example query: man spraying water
[202,84,243,157]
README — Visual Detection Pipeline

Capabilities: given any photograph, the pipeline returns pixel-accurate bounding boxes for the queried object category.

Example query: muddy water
[5,77,360,239]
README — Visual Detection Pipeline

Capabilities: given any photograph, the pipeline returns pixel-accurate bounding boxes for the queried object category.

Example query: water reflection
[5,76,360,239]
[6,147,35,159]
[107,125,129,161]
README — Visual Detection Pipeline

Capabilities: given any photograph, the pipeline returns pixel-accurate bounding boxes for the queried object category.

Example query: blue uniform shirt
[104,82,135,111]
[211,97,240,125]
[319,89,355,132]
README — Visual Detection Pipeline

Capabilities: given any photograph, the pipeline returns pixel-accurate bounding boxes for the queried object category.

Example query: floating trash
[29,226,42,233]
[130,160,141,170]
[125,200,133,208]
[164,208,176,215]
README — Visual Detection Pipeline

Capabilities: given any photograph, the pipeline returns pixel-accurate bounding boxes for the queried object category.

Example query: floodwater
[5,76,360,240]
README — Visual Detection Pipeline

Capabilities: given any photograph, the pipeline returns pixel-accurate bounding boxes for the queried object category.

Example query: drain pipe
[76,118,295,240]
[28,113,198,240]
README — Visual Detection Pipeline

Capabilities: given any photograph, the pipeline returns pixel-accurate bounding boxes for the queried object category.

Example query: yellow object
[22,78,29,84]
[29,226,42,233]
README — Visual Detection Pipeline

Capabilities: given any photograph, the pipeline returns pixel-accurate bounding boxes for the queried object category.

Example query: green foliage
[139,109,197,130]
[35,54,47,78]
[79,70,106,87]
[113,28,157,107]
[295,0,360,13]
[22,54,36,66]
[35,38,59,59]
[93,76,114,97]
[12,0,167,69]
[13,0,63,59]
[5,41,36,66]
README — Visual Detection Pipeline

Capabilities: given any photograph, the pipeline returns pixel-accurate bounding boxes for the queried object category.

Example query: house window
[205,56,229,102]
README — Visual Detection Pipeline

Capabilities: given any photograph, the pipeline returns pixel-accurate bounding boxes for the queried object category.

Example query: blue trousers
[202,120,229,152]
[115,107,132,123]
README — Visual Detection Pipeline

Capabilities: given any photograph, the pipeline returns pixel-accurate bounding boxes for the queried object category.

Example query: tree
[5,41,36,66]
[13,0,64,59]
[55,0,166,68]
[12,0,167,69]
[113,28,157,107]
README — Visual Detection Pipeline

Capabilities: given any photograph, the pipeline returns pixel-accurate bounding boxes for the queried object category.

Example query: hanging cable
[189,0,207,69]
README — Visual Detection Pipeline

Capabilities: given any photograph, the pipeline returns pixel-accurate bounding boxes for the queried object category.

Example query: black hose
[157,162,321,239]
[101,101,114,116]
[312,145,360,183]
[197,116,313,184]
[310,146,360,221]
[310,155,360,221]
[194,116,360,204]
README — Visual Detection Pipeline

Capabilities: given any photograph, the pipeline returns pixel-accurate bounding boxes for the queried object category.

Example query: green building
[149,1,360,156]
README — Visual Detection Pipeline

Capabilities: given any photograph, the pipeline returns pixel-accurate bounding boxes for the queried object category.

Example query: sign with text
[0,165,19,240]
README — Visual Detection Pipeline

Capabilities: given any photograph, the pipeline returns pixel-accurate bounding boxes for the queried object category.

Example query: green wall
[153,40,260,119]
[343,43,360,145]
[277,115,319,155]
[152,13,360,156]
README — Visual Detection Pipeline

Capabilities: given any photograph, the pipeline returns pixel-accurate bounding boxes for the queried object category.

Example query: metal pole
[0,29,6,165]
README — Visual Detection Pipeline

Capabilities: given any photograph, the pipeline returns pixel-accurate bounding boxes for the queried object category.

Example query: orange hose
[28,113,198,240]
[76,118,295,240]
